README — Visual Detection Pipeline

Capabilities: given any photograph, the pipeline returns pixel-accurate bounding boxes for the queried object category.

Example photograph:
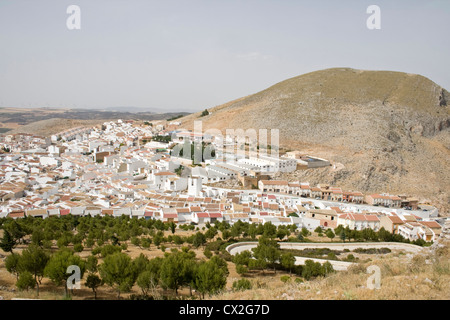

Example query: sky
[0,0,449,112]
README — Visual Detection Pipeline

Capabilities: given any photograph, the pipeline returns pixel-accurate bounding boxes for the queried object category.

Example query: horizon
[1,0,449,112]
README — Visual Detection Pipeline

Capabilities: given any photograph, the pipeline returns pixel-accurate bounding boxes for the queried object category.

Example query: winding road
[226,241,424,271]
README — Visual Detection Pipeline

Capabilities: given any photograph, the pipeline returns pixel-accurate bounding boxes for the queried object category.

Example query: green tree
[194,259,227,299]
[74,243,84,253]
[136,257,162,296]
[141,237,152,249]
[85,255,98,273]
[132,253,150,279]
[5,253,21,280]
[169,222,176,234]
[180,251,197,296]
[192,232,206,248]
[131,236,141,248]
[326,229,335,242]
[16,271,36,292]
[252,236,281,273]
[321,261,335,275]
[173,235,184,246]
[344,226,352,242]
[340,230,346,243]
[205,227,218,242]
[368,228,379,241]
[280,252,296,274]
[314,226,323,234]
[31,228,45,247]
[137,271,157,296]
[301,227,310,237]
[263,222,277,239]
[85,274,103,300]
[248,257,266,272]
[203,248,213,259]
[276,228,288,240]
[302,260,323,280]
[0,229,17,253]
[100,244,122,258]
[99,252,135,299]
[56,232,72,248]
[44,248,86,297]
[19,244,49,296]
[248,224,257,240]
[235,264,248,275]
[232,250,252,267]
[4,220,27,245]
[334,225,344,236]
[378,227,392,242]
[159,251,186,295]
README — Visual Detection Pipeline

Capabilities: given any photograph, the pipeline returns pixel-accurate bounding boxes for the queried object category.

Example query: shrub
[235,264,248,275]
[200,109,209,117]
[232,279,252,291]
[16,271,36,291]
[344,254,356,262]
[204,248,213,259]
[294,277,304,284]
[100,244,122,258]
[280,275,291,283]
[74,243,84,253]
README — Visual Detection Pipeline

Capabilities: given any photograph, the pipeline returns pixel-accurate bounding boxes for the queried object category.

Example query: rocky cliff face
[180,68,450,214]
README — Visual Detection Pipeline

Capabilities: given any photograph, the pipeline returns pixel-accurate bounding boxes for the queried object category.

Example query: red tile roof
[163,213,178,219]
[388,214,404,224]
[196,212,209,218]
[260,180,289,186]
[419,221,441,229]
[8,212,25,218]
[60,209,70,216]
[154,171,176,176]
[209,212,222,218]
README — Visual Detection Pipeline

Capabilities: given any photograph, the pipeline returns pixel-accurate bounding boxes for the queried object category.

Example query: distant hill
[179,68,450,213]
[0,108,190,135]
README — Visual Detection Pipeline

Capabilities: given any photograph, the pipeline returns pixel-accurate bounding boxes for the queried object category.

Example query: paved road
[226,241,423,271]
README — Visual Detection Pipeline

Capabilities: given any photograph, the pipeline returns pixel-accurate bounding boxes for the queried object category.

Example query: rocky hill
[179,68,450,214]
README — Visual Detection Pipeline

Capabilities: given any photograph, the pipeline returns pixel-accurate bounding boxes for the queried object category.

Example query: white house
[153,171,177,190]
[188,176,203,197]
[302,216,321,231]
[39,156,60,167]
[337,213,381,231]
[191,212,211,224]
[398,222,422,241]
[258,180,289,193]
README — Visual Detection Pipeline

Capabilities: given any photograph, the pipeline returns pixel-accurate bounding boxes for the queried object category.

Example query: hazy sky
[1,0,449,112]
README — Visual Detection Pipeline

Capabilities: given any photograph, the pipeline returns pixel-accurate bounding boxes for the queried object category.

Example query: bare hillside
[6,118,107,136]
[179,68,450,214]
